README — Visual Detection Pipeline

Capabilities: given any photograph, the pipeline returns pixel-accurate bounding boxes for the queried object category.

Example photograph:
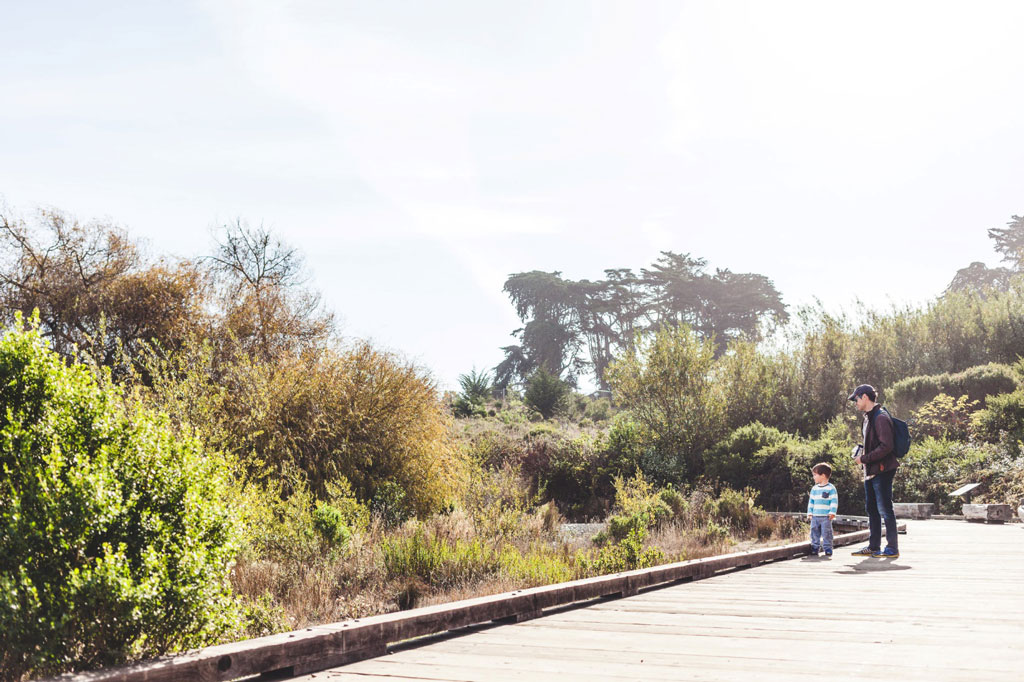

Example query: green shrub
[1014,358,1024,384]
[462,426,523,470]
[311,504,353,548]
[231,469,324,564]
[564,393,589,422]
[499,419,668,521]
[602,472,680,542]
[847,286,1024,392]
[497,545,575,585]
[497,403,529,425]
[242,594,289,638]
[706,488,757,530]
[606,326,725,481]
[697,520,731,546]
[453,369,492,418]
[703,420,859,514]
[584,397,613,422]
[648,496,676,526]
[604,415,651,474]
[893,438,1001,513]
[234,471,367,565]
[371,481,413,528]
[523,367,570,419]
[740,428,859,513]
[611,471,656,516]
[717,340,796,432]
[704,422,789,490]
[911,394,979,440]
[528,422,559,438]
[537,433,611,519]
[792,313,853,435]
[976,453,1024,508]
[607,513,648,542]
[323,477,370,532]
[972,390,1024,456]
[890,363,1019,415]
[587,525,665,573]
[658,487,688,518]
[458,368,492,405]
[888,373,941,413]
[145,338,467,518]
[0,318,240,679]
[452,395,487,418]
[381,526,499,588]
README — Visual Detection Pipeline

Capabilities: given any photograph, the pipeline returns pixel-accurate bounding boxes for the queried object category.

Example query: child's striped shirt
[807,482,838,516]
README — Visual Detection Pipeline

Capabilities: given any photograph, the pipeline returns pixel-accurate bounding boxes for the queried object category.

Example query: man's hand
[854,455,863,465]
[829,513,835,520]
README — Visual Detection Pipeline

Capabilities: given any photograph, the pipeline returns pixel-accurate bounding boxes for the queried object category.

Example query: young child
[807,462,838,557]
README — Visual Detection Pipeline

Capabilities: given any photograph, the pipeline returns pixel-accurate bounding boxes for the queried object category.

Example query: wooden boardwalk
[294,520,1024,681]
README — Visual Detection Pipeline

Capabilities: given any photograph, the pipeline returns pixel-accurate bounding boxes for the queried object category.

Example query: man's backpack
[879,407,911,458]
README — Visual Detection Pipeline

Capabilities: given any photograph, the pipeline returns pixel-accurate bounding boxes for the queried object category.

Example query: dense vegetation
[0,318,240,680]
[2,206,1024,679]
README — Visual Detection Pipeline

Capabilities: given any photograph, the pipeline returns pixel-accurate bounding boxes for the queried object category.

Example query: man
[849,384,900,558]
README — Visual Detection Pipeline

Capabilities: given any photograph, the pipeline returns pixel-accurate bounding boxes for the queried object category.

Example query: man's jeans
[864,468,898,551]
[809,516,833,553]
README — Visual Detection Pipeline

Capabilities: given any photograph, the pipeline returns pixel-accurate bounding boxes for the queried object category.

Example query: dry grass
[648,514,806,563]
[229,496,806,637]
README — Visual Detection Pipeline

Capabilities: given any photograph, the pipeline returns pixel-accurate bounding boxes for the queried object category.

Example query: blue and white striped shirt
[807,482,838,516]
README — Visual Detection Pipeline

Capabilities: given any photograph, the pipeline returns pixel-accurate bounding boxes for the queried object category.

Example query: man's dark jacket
[862,405,900,477]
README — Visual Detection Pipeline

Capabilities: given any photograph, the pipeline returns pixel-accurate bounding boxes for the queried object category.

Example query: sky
[2,1,1023,391]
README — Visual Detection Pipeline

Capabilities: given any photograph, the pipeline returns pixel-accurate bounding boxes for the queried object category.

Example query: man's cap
[848,384,876,402]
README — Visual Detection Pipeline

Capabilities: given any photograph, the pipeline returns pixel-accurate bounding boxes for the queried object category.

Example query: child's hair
[812,462,832,479]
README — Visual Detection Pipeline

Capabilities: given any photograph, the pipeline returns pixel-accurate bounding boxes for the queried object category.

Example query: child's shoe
[851,546,876,557]
[871,547,899,559]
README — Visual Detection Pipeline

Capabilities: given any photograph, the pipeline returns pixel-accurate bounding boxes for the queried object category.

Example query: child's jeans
[809,516,833,553]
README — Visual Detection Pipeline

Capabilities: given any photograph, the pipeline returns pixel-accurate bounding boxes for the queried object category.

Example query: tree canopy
[0,209,332,374]
[0,209,208,369]
[496,251,788,389]
[946,214,1024,295]
[988,214,1024,268]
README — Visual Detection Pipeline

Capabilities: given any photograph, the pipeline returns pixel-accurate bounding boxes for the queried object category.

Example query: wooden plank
[519,613,1024,647]
[435,626,1024,668]
[297,651,986,682]
[358,639,1019,679]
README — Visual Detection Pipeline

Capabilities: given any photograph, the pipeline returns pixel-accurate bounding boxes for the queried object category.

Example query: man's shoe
[851,546,877,557]
[824,551,833,557]
[871,547,899,559]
